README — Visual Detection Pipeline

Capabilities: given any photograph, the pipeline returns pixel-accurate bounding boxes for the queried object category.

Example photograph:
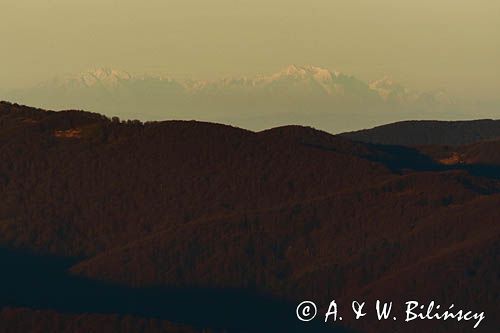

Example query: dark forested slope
[1,101,499,333]
[340,119,500,146]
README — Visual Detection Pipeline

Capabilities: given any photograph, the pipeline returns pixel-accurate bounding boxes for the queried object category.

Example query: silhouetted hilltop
[0,101,499,332]
[340,119,500,145]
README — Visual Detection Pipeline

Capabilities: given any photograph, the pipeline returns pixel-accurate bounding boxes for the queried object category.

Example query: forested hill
[0,101,499,332]
[340,119,500,145]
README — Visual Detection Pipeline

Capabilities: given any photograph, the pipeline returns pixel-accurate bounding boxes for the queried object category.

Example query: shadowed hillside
[0,101,499,332]
[340,119,500,146]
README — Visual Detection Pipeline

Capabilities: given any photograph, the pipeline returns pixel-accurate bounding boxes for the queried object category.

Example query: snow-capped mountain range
[29,65,451,103]
[3,65,468,132]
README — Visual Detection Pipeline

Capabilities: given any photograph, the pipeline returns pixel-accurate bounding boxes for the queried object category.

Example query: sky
[1,0,499,100]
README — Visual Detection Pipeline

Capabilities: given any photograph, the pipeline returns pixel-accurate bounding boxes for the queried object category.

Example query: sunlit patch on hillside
[54,128,83,139]
[438,152,464,165]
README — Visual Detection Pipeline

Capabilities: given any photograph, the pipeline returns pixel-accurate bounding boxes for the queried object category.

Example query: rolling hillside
[0,101,499,332]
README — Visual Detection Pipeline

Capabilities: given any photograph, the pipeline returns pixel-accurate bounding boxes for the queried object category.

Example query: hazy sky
[2,0,499,100]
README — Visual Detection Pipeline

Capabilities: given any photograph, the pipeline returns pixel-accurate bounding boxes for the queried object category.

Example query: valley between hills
[0,101,499,332]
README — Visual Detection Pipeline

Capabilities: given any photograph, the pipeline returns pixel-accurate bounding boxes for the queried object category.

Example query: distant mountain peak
[50,68,134,89]
[78,68,132,87]
[280,64,310,76]
[369,76,409,101]
[86,67,130,78]
[6,65,464,127]
[274,64,340,81]
[370,75,397,87]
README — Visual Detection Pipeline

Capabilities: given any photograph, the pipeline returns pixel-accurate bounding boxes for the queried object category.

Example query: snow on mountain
[44,68,133,89]
[178,65,376,100]
[2,65,462,133]
[369,76,412,102]
[263,64,340,82]
[23,65,449,103]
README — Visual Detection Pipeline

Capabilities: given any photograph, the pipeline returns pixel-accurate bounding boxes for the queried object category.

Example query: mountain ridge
[340,119,500,146]
[0,102,499,332]
[34,65,447,101]
[2,66,466,134]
